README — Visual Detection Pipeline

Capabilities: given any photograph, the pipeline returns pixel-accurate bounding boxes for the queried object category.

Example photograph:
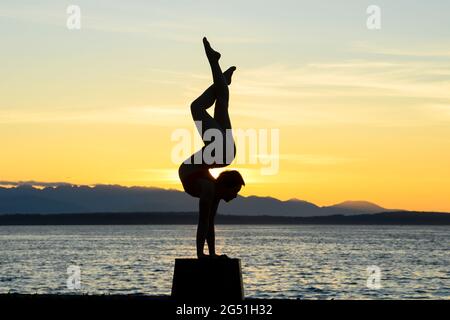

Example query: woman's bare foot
[203,37,221,61]
[224,66,237,85]
[209,254,230,259]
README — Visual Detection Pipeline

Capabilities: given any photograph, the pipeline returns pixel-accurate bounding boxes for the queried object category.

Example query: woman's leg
[186,68,236,168]
[203,37,236,164]
[203,37,234,129]
[187,38,237,167]
[190,67,236,137]
[203,37,229,107]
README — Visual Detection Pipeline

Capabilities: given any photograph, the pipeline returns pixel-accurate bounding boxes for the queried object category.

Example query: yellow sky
[1,1,450,212]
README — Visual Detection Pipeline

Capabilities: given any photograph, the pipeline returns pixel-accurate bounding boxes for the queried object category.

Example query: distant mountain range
[0,184,401,217]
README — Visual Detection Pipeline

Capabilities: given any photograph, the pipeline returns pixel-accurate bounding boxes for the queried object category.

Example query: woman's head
[216,170,245,202]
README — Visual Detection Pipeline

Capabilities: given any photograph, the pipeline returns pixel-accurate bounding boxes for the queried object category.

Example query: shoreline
[0,211,449,226]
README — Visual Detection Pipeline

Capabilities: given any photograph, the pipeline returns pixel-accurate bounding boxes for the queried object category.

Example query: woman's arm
[206,199,220,256]
[196,179,216,258]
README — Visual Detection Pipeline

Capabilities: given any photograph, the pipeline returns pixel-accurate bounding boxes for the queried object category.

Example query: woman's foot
[203,37,221,62]
[198,252,230,259]
[224,66,237,85]
[197,253,209,259]
[209,254,230,259]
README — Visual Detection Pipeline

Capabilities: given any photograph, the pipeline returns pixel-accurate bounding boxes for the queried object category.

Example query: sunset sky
[1,1,450,211]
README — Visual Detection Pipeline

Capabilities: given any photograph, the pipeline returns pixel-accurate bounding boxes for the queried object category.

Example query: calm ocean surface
[0,225,449,299]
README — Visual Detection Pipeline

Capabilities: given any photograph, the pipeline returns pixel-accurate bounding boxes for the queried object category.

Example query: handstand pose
[179,37,245,259]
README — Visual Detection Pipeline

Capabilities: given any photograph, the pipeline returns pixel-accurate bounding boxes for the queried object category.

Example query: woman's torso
[179,163,215,197]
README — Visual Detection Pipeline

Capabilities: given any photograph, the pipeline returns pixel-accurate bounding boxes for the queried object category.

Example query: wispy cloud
[256,154,359,166]
[220,61,450,127]
[0,180,74,187]
[0,105,187,125]
[352,42,450,58]
[234,62,450,99]
[0,3,270,45]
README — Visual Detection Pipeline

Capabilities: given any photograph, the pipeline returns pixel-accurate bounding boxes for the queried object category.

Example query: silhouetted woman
[179,37,245,259]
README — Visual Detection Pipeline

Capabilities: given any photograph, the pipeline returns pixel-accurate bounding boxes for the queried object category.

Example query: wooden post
[171,258,244,302]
